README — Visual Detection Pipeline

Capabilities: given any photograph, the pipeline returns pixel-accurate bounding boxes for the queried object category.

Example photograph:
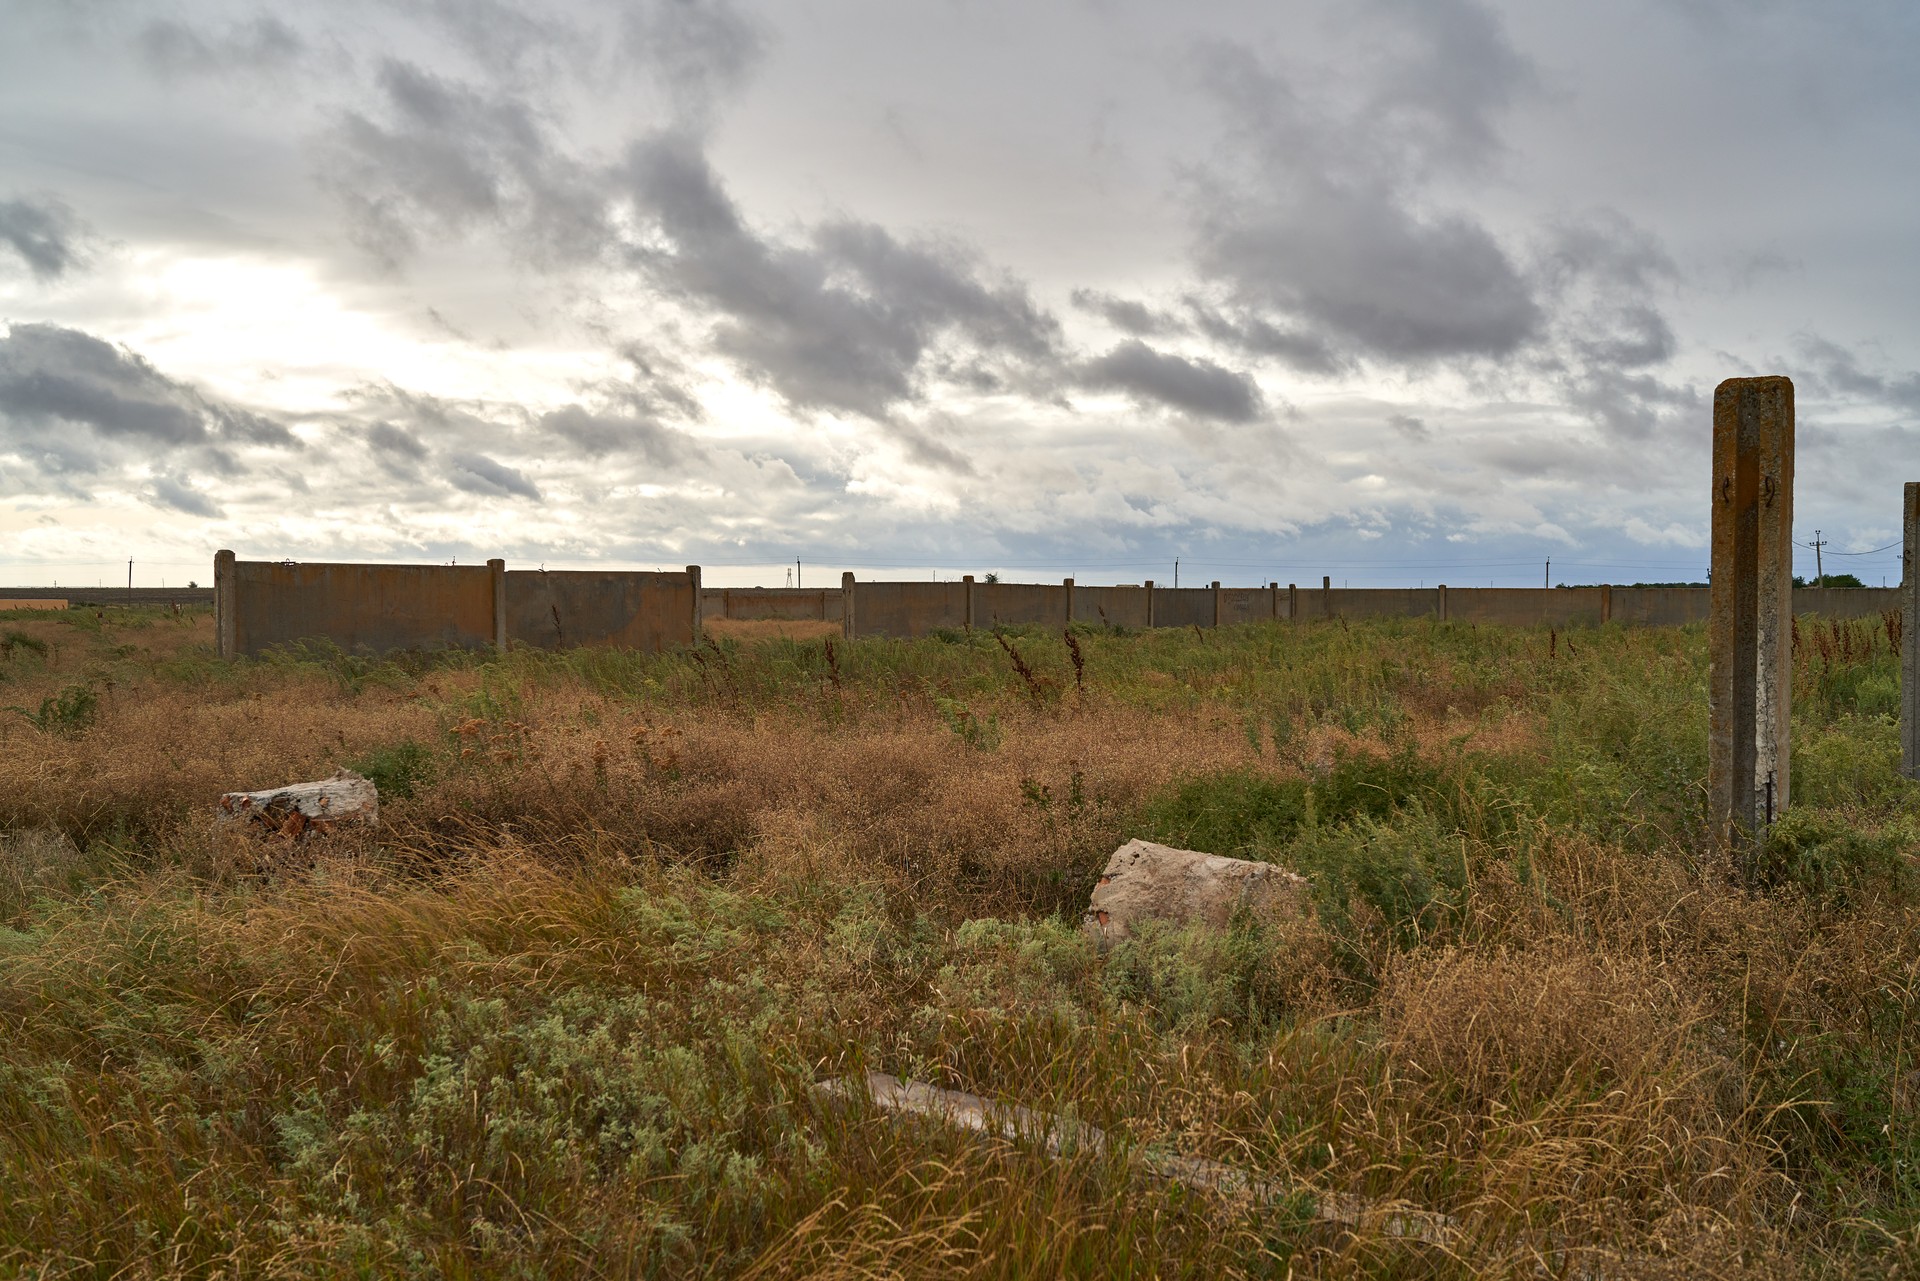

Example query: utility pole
[1174,557,1179,588]
[796,559,802,589]
[1545,558,1550,588]
[1811,530,1826,586]
[127,559,132,590]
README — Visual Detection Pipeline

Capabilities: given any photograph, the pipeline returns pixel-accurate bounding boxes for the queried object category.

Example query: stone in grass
[1084,838,1306,946]
[217,769,378,840]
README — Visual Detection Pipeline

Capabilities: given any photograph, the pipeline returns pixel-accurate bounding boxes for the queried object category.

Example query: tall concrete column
[1212,581,1222,627]
[687,565,703,642]
[1063,578,1074,626]
[1144,579,1155,628]
[488,559,507,653]
[841,572,856,642]
[963,575,975,630]
[1903,482,1918,781]
[214,549,237,659]
[1709,376,1795,850]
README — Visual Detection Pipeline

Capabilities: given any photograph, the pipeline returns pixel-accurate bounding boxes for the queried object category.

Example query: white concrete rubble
[1084,838,1306,945]
[216,769,378,839]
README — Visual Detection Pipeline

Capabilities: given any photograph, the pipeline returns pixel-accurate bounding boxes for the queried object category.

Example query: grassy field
[0,604,1914,1278]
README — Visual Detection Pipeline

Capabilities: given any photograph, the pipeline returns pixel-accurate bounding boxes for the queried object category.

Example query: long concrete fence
[838,576,1904,639]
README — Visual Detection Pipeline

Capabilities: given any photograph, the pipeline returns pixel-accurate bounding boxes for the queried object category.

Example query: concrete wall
[978,582,1069,627]
[701,587,841,622]
[506,569,697,651]
[1151,587,1216,629]
[841,577,1908,640]
[849,581,968,638]
[216,554,699,657]
[225,560,496,657]
[1072,585,1151,628]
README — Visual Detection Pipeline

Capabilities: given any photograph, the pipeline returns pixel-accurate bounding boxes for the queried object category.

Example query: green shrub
[1754,808,1918,902]
[7,683,98,735]
[347,739,436,800]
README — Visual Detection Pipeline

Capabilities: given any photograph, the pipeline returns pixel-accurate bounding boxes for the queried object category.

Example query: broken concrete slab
[1084,838,1307,945]
[217,769,378,839]
[818,1070,1456,1246]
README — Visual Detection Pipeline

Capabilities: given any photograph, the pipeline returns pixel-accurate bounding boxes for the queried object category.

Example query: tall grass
[0,605,1914,1276]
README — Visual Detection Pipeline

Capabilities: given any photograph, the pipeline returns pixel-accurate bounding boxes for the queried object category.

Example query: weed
[7,682,98,735]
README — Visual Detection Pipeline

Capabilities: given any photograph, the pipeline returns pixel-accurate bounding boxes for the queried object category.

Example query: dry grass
[0,606,1915,1276]
[703,616,843,642]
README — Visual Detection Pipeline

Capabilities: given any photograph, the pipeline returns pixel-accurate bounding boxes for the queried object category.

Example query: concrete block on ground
[1085,838,1307,945]
[217,770,378,839]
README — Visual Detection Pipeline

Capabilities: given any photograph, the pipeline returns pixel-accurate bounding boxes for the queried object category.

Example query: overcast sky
[1,0,1915,588]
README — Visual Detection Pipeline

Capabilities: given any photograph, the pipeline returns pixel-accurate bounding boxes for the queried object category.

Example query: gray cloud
[448,450,541,500]
[539,403,697,465]
[326,59,609,269]
[1081,339,1264,424]
[1070,288,1182,338]
[368,420,430,461]
[622,132,1062,421]
[623,0,764,125]
[146,472,223,518]
[1185,302,1348,376]
[0,322,292,447]
[1795,334,1920,413]
[1186,17,1542,367]
[1388,413,1430,441]
[136,16,304,80]
[0,195,90,281]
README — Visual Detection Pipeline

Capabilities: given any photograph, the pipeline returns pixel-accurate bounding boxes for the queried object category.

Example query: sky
[0,0,1916,589]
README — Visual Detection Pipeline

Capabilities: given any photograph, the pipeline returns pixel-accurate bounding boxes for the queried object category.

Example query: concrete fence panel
[1149,587,1215,629]
[850,581,968,638]
[1789,587,1904,620]
[702,588,841,621]
[505,569,697,651]
[1071,585,1152,628]
[225,559,495,657]
[1444,588,1605,627]
[1323,588,1440,620]
[977,582,1069,627]
[1219,587,1278,626]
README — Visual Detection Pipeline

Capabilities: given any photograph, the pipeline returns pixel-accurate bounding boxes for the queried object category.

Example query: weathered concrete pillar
[1288,583,1298,621]
[1322,575,1332,619]
[963,575,975,630]
[1601,583,1613,626]
[1211,581,1222,627]
[1903,482,1918,781]
[214,549,237,659]
[1144,579,1155,628]
[1437,584,1448,623]
[488,558,507,653]
[1063,577,1074,625]
[1270,581,1279,620]
[1709,376,1795,849]
[841,572,856,642]
[687,565,703,642]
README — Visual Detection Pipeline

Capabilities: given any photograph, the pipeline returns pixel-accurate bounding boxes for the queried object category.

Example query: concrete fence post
[1288,583,1298,621]
[1437,584,1448,623]
[1709,376,1795,852]
[1322,575,1332,619]
[1903,481,1918,780]
[1601,583,1613,626]
[687,565,703,643]
[1144,579,1155,628]
[963,575,975,630]
[488,558,507,653]
[1270,581,1279,621]
[841,572,856,642]
[1063,577,1074,626]
[1212,581,1222,628]
[214,549,237,659]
